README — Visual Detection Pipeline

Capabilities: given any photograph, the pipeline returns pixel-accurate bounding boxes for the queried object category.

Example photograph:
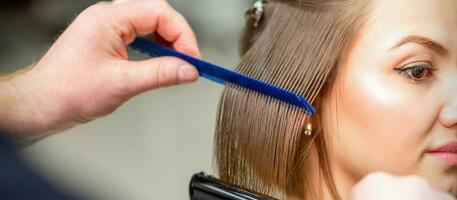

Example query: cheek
[325,68,431,178]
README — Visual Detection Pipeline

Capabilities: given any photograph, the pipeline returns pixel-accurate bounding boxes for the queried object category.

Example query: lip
[428,142,457,166]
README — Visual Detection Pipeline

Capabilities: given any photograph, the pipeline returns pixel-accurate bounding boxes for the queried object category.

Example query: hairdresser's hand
[351,172,456,200]
[0,0,200,144]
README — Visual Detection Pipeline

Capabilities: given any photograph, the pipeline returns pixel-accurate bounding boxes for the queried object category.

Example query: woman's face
[322,0,457,195]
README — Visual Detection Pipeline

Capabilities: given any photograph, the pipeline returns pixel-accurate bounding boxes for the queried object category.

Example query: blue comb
[129,38,316,115]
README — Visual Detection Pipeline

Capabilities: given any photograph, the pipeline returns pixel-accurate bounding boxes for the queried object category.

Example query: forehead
[364,0,457,51]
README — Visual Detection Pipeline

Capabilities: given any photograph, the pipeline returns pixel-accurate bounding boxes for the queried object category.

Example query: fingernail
[178,64,198,83]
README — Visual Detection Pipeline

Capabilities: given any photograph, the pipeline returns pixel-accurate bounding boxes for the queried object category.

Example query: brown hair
[214,0,369,199]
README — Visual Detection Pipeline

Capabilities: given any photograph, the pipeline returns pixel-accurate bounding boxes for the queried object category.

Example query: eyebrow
[391,35,449,56]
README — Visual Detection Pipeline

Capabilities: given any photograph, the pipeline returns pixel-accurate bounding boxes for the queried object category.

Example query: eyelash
[393,61,437,84]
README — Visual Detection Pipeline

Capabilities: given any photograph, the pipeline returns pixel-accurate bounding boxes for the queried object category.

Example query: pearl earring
[304,121,313,136]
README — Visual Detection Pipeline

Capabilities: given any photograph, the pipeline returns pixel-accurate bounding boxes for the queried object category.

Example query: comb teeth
[129,38,316,116]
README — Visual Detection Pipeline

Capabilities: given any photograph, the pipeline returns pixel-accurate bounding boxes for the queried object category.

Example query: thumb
[120,57,199,96]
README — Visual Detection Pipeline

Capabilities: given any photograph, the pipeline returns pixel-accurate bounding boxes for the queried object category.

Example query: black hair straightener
[189,172,276,200]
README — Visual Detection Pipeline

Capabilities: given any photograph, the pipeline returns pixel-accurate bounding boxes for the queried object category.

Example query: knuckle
[146,0,170,15]
[80,2,110,21]
[155,59,180,87]
[84,3,105,14]
[155,62,166,87]
[75,2,115,34]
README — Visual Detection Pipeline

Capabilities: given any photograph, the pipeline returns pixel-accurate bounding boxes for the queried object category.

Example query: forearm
[0,67,62,145]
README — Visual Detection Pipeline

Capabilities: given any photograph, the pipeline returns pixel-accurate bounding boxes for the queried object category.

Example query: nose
[440,94,457,128]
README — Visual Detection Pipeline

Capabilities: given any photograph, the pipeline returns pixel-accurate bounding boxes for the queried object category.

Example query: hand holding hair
[0,0,200,144]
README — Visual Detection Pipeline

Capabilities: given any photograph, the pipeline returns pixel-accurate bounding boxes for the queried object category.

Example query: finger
[112,0,133,4]
[117,57,199,96]
[353,172,394,190]
[109,0,201,58]
[351,172,395,200]
[439,192,457,200]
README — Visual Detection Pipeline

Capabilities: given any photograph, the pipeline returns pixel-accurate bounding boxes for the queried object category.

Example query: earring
[304,119,313,136]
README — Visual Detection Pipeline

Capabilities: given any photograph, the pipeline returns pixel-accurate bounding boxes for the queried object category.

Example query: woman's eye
[394,62,436,84]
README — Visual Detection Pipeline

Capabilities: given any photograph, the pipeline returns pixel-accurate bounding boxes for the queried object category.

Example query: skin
[321,0,457,199]
[0,0,200,144]
[0,0,454,199]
